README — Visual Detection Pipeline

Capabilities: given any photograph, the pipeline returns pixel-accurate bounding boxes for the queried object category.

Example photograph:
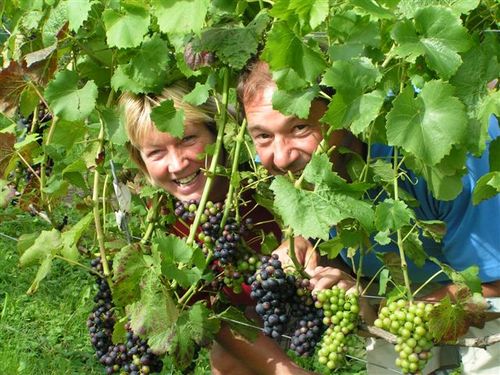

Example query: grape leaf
[374,229,391,245]
[0,132,16,179]
[375,198,414,231]
[391,7,472,80]
[152,0,209,35]
[386,81,467,166]
[320,58,383,133]
[319,236,345,259]
[270,156,374,240]
[271,86,318,120]
[26,255,53,295]
[200,12,270,69]
[270,0,329,31]
[262,21,326,83]
[102,4,150,49]
[45,70,98,121]
[377,252,405,285]
[183,82,210,106]
[112,243,150,307]
[60,211,92,261]
[428,296,468,342]
[19,229,62,267]
[43,1,68,47]
[169,315,197,370]
[156,234,194,264]
[472,172,500,205]
[218,306,259,342]
[128,270,179,355]
[272,68,308,91]
[111,34,170,94]
[429,257,482,294]
[186,302,220,346]
[351,0,395,20]
[401,227,426,268]
[67,0,92,32]
[490,137,500,172]
[150,100,185,138]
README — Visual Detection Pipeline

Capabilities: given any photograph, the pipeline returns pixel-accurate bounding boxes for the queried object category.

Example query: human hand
[272,236,319,274]
[308,266,356,294]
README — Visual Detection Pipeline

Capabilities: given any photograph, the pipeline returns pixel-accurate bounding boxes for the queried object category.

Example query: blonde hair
[120,81,219,177]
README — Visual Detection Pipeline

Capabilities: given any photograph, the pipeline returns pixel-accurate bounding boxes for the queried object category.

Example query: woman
[120,81,315,375]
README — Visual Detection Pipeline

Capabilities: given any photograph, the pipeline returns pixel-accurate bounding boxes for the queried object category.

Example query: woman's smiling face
[139,121,226,202]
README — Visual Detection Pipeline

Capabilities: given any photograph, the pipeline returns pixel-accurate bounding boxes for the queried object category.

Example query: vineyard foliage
[0,0,499,371]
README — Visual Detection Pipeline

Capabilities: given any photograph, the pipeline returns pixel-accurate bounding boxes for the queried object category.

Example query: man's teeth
[175,171,199,185]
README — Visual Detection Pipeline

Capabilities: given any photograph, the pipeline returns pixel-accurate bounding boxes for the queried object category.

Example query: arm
[215,322,316,375]
[424,280,500,302]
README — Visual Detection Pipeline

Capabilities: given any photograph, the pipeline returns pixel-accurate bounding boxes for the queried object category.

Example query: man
[238,59,500,374]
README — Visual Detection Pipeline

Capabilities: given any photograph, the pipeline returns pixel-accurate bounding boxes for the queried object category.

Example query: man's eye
[256,133,270,140]
[294,124,308,132]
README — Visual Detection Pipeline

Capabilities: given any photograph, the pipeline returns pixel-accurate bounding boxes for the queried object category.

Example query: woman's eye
[182,135,196,143]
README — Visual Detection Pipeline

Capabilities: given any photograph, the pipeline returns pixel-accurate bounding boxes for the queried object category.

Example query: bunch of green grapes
[314,286,360,370]
[374,299,435,374]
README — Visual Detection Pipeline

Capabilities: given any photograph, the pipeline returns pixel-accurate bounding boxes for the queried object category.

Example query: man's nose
[273,139,298,172]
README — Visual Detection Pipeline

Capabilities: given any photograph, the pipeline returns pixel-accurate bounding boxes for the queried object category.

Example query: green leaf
[375,198,414,231]
[162,265,202,288]
[19,229,62,267]
[272,86,318,120]
[318,237,345,259]
[26,255,53,295]
[262,21,326,83]
[392,7,472,79]
[103,107,128,146]
[351,0,395,20]
[374,230,391,245]
[42,1,67,46]
[152,0,209,35]
[45,70,98,121]
[272,68,308,91]
[111,34,170,94]
[187,302,220,345]
[200,13,270,69]
[157,234,194,264]
[19,85,39,118]
[112,244,149,307]
[103,4,150,49]
[67,0,92,32]
[386,81,467,166]
[270,0,329,31]
[429,257,482,294]
[183,82,210,106]
[60,212,92,261]
[270,163,374,240]
[218,306,259,342]
[169,315,196,369]
[472,172,500,205]
[401,228,426,268]
[150,100,185,138]
[129,270,179,355]
[490,137,500,172]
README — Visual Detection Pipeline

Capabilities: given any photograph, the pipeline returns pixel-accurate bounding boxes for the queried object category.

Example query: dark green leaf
[375,198,414,231]
[218,306,259,342]
[271,86,318,120]
[45,70,98,121]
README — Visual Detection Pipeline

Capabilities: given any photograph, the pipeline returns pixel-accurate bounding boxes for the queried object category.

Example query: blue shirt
[334,116,500,283]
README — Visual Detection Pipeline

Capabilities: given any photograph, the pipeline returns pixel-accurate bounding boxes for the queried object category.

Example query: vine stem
[53,254,103,277]
[411,270,445,298]
[284,227,309,279]
[186,68,230,245]
[39,114,57,213]
[92,121,110,276]
[141,194,163,245]
[179,69,231,306]
[393,148,413,302]
[220,118,247,229]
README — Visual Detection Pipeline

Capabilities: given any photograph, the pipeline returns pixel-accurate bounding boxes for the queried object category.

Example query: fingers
[309,266,355,293]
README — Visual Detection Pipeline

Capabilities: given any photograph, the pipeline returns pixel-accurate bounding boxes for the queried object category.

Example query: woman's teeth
[175,171,200,185]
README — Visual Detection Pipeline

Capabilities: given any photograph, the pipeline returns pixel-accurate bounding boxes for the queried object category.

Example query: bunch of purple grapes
[87,257,163,374]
